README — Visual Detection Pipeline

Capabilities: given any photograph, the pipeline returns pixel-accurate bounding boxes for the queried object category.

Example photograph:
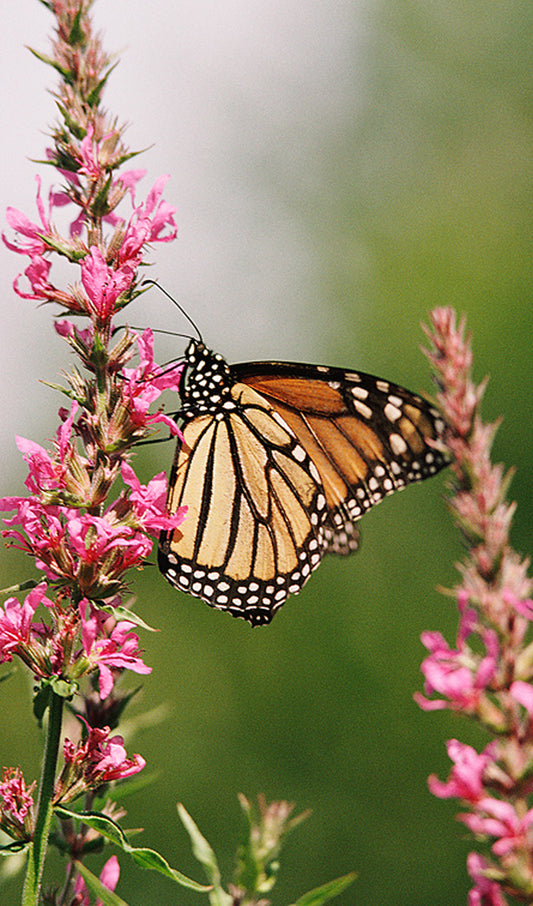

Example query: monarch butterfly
[158,339,448,626]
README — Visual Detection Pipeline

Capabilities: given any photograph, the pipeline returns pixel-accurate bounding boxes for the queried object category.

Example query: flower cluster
[418,309,533,903]
[0,0,186,884]
[55,723,145,805]
[0,767,35,842]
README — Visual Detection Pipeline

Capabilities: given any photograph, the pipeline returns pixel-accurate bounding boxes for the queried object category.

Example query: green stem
[22,690,64,906]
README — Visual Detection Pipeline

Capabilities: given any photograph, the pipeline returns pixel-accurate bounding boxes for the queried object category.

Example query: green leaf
[27,46,72,81]
[68,6,84,46]
[0,667,17,684]
[0,841,30,856]
[176,803,221,886]
[56,807,210,892]
[177,804,232,906]
[40,380,77,399]
[74,861,129,906]
[98,603,158,633]
[87,61,119,107]
[289,872,357,906]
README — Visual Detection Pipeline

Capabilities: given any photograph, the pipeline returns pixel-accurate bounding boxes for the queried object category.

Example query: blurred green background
[1,2,533,904]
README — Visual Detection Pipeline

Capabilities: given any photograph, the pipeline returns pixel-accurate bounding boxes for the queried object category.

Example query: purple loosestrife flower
[0,2,188,894]
[418,309,533,904]
[0,768,36,841]
[55,724,145,805]
[80,599,151,699]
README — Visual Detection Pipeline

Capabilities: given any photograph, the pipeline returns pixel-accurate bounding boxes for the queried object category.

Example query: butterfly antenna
[127,326,196,342]
[143,280,203,342]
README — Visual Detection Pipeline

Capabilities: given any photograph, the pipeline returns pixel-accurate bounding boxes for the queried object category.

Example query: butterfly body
[158,340,447,626]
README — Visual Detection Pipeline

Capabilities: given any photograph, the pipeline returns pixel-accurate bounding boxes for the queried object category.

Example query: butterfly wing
[158,380,329,626]
[159,346,448,627]
[234,360,447,556]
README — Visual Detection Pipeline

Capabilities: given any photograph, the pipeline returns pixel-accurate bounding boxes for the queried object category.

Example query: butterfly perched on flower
[158,339,448,626]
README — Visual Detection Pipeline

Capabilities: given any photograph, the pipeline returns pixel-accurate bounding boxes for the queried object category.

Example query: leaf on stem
[74,860,129,906]
[289,872,357,906]
[56,807,211,892]
[177,803,233,906]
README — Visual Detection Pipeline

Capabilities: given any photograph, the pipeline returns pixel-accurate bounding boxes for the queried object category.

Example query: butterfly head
[182,339,233,416]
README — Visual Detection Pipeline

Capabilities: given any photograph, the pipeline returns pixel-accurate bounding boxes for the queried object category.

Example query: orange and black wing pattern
[158,341,448,626]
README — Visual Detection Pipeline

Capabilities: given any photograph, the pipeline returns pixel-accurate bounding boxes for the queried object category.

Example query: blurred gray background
[1,2,532,904]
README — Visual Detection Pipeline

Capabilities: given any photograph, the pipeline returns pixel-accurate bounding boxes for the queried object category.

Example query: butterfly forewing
[159,341,448,625]
[236,361,447,524]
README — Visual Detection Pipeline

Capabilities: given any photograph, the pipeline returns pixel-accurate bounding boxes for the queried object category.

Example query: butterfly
[158,339,448,626]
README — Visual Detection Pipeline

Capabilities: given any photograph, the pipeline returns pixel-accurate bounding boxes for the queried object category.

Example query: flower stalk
[1,1,185,901]
[418,308,533,904]
[21,691,63,906]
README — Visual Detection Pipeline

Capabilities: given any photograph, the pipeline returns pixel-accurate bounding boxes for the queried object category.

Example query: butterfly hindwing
[158,379,330,626]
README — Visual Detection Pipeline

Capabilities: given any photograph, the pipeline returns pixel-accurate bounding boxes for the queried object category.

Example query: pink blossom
[415,599,499,712]
[77,125,102,180]
[3,176,51,257]
[0,583,51,662]
[57,401,79,463]
[61,724,145,793]
[115,168,147,201]
[121,462,186,534]
[15,404,78,496]
[90,732,146,781]
[510,680,533,716]
[0,767,35,839]
[80,600,151,699]
[467,853,507,906]
[16,436,61,495]
[0,492,154,592]
[503,590,533,621]
[120,328,182,434]
[14,255,55,301]
[461,798,533,857]
[73,854,120,906]
[0,497,72,580]
[428,740,498,804]
[68,512,152,566]
[80,246,135,322]
[118,174,177,265]
[55,319,94,347]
